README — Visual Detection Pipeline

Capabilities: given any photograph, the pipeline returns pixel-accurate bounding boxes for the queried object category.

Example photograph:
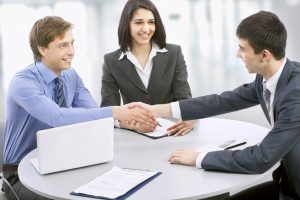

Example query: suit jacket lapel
[256,74,271,123]
[273,59,293,121]
[147,52,168,92]
[116,52,148,93]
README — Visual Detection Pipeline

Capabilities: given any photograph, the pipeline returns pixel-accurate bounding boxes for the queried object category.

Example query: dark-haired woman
[101,0,195,135]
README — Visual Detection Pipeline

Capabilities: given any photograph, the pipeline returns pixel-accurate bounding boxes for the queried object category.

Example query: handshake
[112,102,194,136]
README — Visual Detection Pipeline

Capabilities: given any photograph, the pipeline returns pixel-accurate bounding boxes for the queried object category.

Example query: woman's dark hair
[118,0,166,52]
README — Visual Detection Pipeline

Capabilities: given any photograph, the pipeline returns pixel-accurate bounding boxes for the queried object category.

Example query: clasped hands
[113,102,194,136]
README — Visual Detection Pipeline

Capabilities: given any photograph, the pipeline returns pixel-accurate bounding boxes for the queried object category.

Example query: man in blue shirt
[2,16,156,200]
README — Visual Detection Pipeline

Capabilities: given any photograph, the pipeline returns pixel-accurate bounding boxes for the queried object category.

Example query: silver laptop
[31,117,114,175]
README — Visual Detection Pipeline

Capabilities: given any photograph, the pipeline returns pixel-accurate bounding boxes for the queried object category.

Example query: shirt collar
[263,57,287,94]
[118,42,168,60]
[35,61,64,84]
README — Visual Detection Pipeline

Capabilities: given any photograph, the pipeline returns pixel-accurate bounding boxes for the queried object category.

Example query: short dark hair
[29,16,73,61]
[118,0,166,52]
[236,11,287,60]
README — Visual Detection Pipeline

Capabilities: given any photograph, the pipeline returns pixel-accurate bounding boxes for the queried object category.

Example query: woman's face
[130,8,155,47]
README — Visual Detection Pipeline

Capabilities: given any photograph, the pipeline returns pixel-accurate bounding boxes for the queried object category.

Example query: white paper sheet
[73,166,158,198]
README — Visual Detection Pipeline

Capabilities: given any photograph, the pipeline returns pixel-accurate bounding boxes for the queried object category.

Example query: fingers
[168,150,181,164]
[121,120,155,133]
[167,121,183,134]
[167,121,192,136]
[132,120,155,133]
[125,102,157,127]
[168,149,188,164]
[174,127,191,136]
[127,102,153,113]
[131,107,156,127]
[168,149,199,166]
[127,102,144,109]
[135,125,155,133]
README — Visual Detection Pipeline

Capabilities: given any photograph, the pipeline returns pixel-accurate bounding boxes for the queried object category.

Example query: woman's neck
[131,43,152,69]
[131,43,152,56]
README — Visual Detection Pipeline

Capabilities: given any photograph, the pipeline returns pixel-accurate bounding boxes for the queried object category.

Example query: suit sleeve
[201,78,300,174]
[101,54,121,107]
[172,46,192,101]
[179,80,259,120]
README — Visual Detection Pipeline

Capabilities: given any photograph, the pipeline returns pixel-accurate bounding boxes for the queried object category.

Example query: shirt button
[144,95,150,99]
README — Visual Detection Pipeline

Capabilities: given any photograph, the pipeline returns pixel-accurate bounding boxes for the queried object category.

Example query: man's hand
[167,120,196,136]
[127,102,155,114]
[112,103,156,128]
[168,149,200,166]
[128,102,172,118]
[120,120,155,133]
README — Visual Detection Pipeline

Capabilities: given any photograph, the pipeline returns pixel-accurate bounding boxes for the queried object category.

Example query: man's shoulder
[12,63,38,81]
[286,60,300,82]
[8,63,42,94]
[290,60,300,71]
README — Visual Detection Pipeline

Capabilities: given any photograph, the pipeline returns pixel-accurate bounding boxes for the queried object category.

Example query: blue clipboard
[70,171,162,200]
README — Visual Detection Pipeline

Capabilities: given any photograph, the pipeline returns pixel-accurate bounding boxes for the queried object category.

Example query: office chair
[0,121,20,200]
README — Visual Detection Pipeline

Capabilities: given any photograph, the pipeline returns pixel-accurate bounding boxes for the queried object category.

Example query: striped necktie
[263,82,271,112]
[54,77,66,107]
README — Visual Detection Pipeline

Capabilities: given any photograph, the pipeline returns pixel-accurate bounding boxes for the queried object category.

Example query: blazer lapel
[273,59,294,121]
[116,53,148,93]
[147,52,168,92]
[256,75,271,123]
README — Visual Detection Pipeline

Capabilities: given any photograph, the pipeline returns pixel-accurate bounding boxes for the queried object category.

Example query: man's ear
[262,49,272,63]
[38,46,46,57]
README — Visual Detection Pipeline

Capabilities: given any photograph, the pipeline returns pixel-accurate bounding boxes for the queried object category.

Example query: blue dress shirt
[4,62,112,164]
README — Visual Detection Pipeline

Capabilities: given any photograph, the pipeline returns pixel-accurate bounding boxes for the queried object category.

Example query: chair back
[0,121,4,171]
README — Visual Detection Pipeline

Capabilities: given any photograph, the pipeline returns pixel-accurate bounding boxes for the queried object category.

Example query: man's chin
[245,67,253,74]
[62,64,72,70]
[247,70,256,74]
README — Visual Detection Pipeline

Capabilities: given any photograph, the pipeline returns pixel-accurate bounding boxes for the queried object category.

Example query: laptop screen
[31,117,114,174]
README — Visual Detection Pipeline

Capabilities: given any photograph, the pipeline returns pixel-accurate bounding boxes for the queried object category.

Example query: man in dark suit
[135,11,300,199]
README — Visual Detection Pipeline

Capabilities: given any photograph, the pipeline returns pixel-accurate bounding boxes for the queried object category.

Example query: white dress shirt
[263,57,286,127]
[118,42,168,89]
[114,43,168,127]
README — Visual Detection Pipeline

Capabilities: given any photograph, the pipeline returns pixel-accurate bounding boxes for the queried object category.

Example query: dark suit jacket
[179,59,300,199]
[101,44,191,106]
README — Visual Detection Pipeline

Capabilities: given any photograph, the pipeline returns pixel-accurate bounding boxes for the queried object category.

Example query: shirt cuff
[114,120,120,128]
[196,151,209,168]
[170,102,182,119]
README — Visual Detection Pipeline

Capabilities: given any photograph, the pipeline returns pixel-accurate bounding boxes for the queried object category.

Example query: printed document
[72,166,160,199]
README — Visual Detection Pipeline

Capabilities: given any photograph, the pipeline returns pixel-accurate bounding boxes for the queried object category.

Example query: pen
[157,122,163,127]
[224,142,247,150]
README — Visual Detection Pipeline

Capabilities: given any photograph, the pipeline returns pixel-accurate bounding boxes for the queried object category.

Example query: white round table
[18,118,276,200]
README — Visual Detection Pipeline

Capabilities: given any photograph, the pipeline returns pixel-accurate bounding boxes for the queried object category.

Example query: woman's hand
[120,120,155,133]
[167,120,196,136]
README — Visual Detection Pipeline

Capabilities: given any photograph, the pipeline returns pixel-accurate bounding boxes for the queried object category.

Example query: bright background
[1,0,300,127]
